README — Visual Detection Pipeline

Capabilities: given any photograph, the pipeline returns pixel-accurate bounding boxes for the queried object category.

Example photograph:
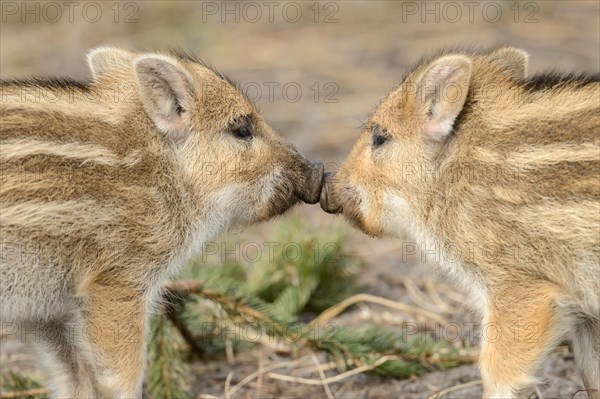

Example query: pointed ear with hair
[487,47,529,80]
[134,55,196,140]
[415,55,472,141]
[87,47,134,79]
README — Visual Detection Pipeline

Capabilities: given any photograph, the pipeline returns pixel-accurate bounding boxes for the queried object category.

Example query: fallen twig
[424,276,455,314]
[224,371,234,399]
[267,355,399,386]
[311,353,336,399]
[226,355,312,398]
[427,379,482,399]
[310,293,448,326]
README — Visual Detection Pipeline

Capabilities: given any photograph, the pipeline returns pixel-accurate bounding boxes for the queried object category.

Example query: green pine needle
[147,313,191,399]
[1,217,474,395]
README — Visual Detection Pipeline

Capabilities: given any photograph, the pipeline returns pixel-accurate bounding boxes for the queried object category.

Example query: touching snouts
[319,172,342,214]
[298,160,325,205]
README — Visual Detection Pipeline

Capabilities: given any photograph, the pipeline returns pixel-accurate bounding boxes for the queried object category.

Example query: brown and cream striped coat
[0,47,323,398]
[321,47,600,398]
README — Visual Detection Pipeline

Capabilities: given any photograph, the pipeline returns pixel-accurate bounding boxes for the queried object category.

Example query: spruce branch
[146,313,190,399]
[0,370,48,399]
[164,295,205,359]
[1,218,475,397]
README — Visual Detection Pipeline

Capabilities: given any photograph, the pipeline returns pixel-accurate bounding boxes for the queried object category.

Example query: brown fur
[0,47,323,398]
[321,47,600,398]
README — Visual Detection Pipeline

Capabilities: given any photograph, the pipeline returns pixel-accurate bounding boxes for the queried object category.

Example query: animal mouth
[319,173,342,214]
[297,161,325,205]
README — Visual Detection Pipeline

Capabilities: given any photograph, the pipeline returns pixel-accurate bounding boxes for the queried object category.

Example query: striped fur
[0,47,323,398]
[321,47,600,398]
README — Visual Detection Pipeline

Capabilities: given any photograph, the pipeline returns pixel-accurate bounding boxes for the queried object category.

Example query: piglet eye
[371,124,388,149]
[372,134,387,148]
[232,126,252,139]
[229,115,254,140]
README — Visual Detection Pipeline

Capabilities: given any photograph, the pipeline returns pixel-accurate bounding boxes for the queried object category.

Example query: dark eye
[372,134,387,148]
[231,126,252,139]
[229,115,254,140]
[371,124,388,149]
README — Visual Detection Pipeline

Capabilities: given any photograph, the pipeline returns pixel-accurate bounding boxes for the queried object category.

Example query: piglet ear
[87,46,134,79]
[134,54,196,140]
[415,55,472,142]
[487,47,529,80]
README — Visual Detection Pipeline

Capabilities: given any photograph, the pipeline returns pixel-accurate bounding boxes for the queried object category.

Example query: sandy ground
[1,1,599,397]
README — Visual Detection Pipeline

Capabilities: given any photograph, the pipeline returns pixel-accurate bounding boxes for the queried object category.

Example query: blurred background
[2,1,599,159]
[1,1,599,397]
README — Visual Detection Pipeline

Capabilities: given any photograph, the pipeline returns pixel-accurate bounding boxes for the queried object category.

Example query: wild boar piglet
[0,47,323,398]
[321,47,599,398]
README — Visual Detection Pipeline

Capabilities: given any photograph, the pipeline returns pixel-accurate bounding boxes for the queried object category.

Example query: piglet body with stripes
[320,48,599,398]
[0,47,324,398]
